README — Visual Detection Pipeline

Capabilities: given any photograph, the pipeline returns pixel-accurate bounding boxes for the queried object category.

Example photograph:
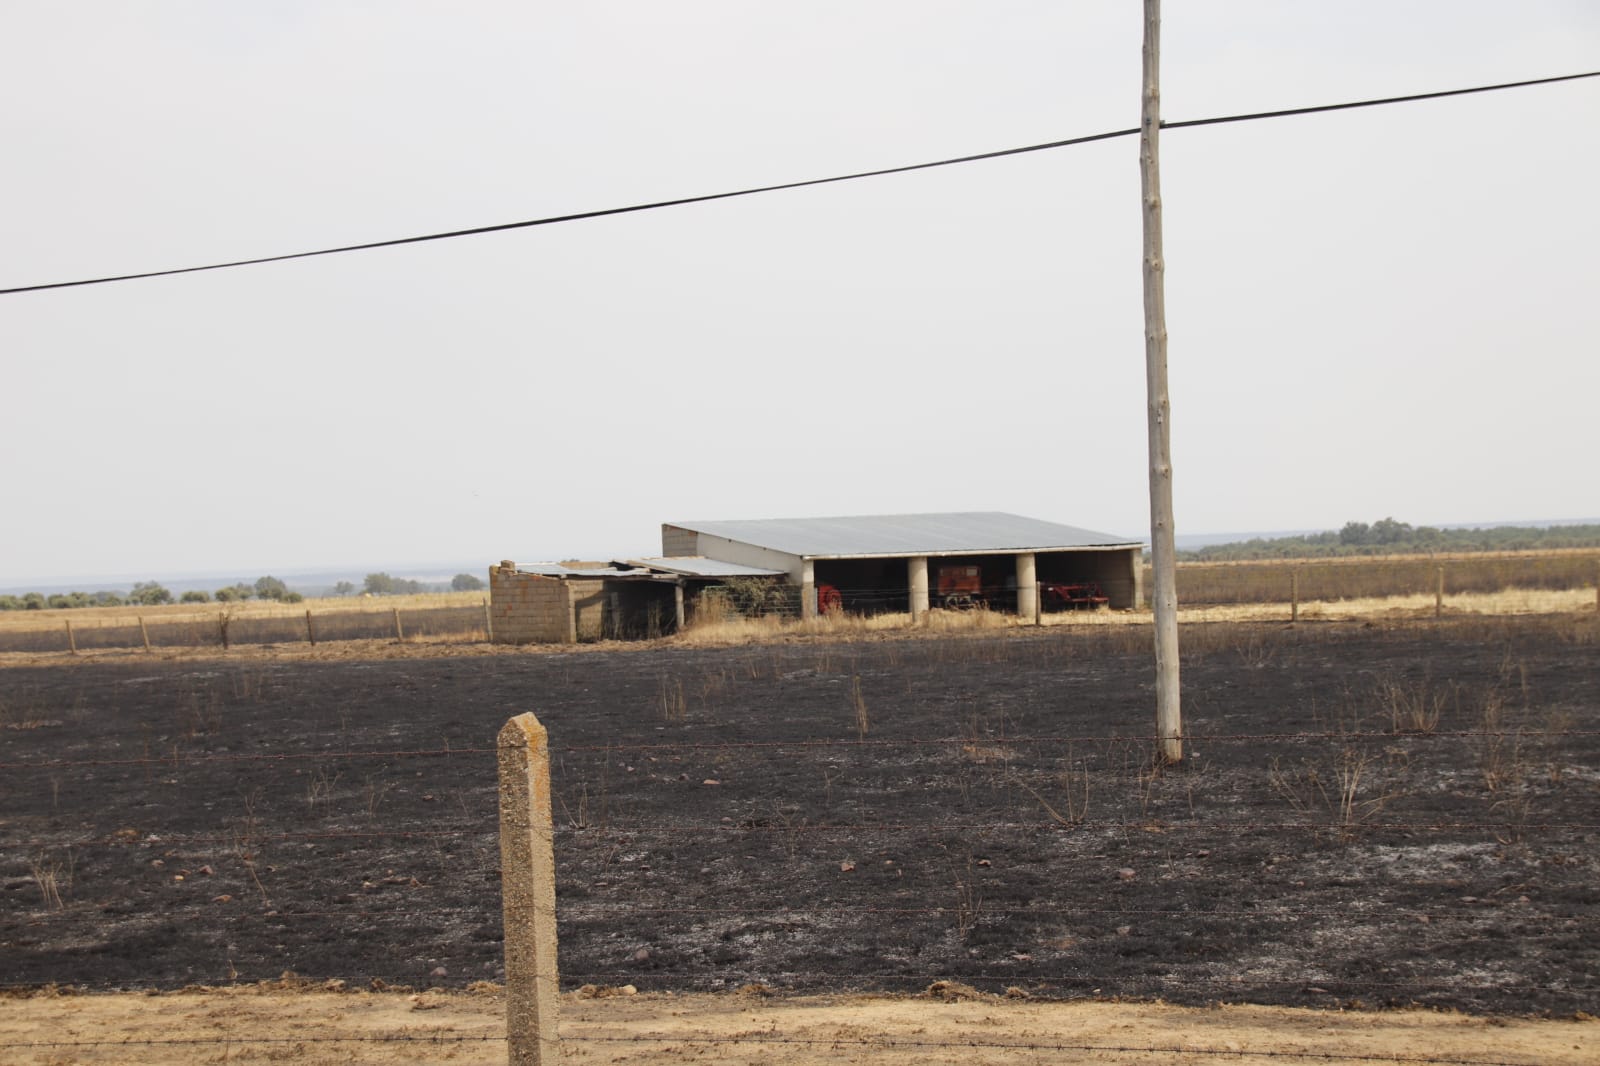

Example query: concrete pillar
[908,556,929,618]
[497,713,563,1065]
[800,559,817,620]
[1129,548,1144,610]
[562,583,577,644]
[673,583,685,632]
[1015,553,1038,620]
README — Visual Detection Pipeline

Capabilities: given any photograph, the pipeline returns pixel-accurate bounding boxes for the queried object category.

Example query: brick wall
[570,580,607,641]
[660,525,698,556]
[489,566,573,644]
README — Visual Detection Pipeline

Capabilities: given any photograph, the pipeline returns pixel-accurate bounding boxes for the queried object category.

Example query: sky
[3,2,1598,585]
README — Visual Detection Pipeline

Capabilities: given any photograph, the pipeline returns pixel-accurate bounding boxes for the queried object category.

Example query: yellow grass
[0,591,486,634]
[675,585,1597,646]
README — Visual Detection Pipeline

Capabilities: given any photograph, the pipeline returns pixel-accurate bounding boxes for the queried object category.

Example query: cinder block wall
[570,580,607,641]
[490,565,572,644]
[661,525,699,556]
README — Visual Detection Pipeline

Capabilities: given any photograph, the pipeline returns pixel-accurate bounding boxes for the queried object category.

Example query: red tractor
[1041,581,1110,610]
[936,564,986,609]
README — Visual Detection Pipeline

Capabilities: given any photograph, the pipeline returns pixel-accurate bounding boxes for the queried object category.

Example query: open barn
[663,511,1142,619]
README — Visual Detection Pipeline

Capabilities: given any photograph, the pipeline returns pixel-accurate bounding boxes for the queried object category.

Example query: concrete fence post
[483,598,494,643]
[1435,565,1444,620]
[305,609,316,646]
[1290,570,1299,623]
[138,615,152,654]
[64,620,77,656]
[498,713,562,1065]
[392,607,405,642]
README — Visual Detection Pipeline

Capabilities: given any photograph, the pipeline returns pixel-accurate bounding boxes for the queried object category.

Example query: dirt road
[2,984,1593,1065]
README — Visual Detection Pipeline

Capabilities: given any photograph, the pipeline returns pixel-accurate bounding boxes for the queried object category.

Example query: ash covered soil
[2,618,1596,1013]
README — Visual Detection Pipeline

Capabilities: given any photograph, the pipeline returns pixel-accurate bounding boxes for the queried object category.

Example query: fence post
[1290,570,1299,623]
[1034,581,1043,626]
[138,615,152,654]
[498,713,562,1065]
[1435,565,1444,620]
[392,607,405,642]
[305,609,316,646]
[218,611,230,651]
[65,620,77,656]
[483,597,495,643]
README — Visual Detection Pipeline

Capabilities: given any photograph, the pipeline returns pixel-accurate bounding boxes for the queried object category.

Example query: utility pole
[1141,0,1182,763]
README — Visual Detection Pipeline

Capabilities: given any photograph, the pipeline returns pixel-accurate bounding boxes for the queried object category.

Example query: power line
[2,69,1594,297]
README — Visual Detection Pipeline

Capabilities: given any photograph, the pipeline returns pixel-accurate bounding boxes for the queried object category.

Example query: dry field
[3,612,1598,1066]
[2,984,1592,1065]
[2,551,1596,656]
[0,591,489,654]
[1167,549,1600,606]
[0,590,486,632]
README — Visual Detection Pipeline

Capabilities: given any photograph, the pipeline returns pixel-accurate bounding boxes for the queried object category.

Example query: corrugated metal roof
[515,564,638,578]
[628,556,787,578]
[665,512,1140,558]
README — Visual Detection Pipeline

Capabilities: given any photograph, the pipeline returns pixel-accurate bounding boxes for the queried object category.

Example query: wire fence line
[3,549,1596,655]
[0,1030,1562,1065]
[5,726,1599,771]
[0,601,492,654]
[3,625,1596,1059]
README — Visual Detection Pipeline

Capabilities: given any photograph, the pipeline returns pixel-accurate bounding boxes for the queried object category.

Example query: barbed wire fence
[3,550,1597,656]
[2,623,1597,1060]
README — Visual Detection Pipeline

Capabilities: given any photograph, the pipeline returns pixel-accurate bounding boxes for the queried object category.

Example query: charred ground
[2,617,1596,1014]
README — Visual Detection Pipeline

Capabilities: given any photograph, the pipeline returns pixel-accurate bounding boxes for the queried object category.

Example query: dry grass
[0,591,485,634]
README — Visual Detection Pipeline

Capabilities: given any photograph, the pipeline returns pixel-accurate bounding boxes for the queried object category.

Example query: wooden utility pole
[1142,0,1182,763]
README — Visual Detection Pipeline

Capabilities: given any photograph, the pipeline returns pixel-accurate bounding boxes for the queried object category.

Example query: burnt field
[2,617,1597,1014]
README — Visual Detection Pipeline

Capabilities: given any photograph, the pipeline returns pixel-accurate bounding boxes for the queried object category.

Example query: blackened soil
[2,618,1597,1013]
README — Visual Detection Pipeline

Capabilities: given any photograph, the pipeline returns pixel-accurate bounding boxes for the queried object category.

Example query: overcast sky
[4,2,1597,585]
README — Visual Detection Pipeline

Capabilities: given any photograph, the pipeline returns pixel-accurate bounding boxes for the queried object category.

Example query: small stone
[702,779,720,786]
[631,948,651,963]
[1116,925,1133,936]
[839,861,856,873]
[212,894,233,904]
[1117,868,1136,881]
[976,858,992,868]
[430,966,448,978]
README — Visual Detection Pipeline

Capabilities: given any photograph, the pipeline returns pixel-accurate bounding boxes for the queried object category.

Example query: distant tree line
[339,572,483,596]
[0,576,304,611]
[3,570,487,610]
[1179,519,1600,562]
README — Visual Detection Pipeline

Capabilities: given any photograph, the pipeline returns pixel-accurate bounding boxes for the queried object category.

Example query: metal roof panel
[628,557,787,578]
[665,512,1140,558]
